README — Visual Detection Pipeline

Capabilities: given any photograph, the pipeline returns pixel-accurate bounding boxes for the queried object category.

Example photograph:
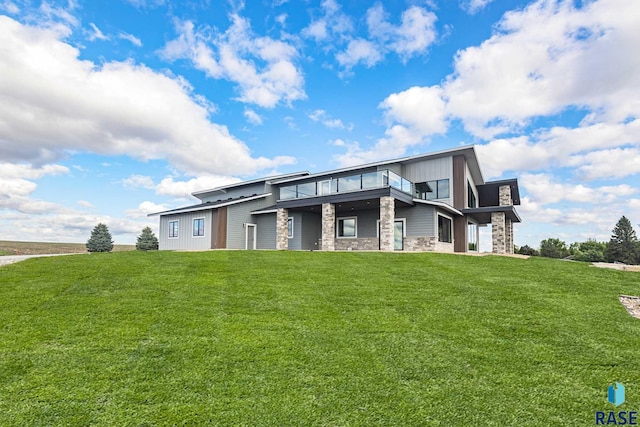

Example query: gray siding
[402,157,453,206]
[350,209,379,238]
[379,162,402,176]
[159,210,213,250]
[226,198,272,249]
[256,214,277,249]
[288,212,303,250]
[199,183,266,203]
[397,205,436,237]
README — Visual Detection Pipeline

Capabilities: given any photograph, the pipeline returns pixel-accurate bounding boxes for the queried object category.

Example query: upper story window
[416,179,450,200]
[193,218,205,237]
[468,182,477,208]
[169,220,179,238]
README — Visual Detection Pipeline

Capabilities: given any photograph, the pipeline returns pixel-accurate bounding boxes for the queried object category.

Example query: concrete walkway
[0,253,85,267]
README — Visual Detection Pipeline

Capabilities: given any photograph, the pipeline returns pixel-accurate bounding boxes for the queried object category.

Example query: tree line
[516,216,640,265]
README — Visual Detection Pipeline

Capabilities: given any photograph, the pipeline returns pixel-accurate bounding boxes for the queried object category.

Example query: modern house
[150,146,521,253]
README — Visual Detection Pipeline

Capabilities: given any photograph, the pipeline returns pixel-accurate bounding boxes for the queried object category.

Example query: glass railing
[279,170,414,200]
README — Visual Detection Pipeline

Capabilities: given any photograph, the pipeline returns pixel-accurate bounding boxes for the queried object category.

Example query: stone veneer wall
[499,185,513,206]
[433,241,455,253]
[379,196,395,251]
[505,218,513,254]
[276,208,289,250]
[334,238,379,251]
[492,211,506,254]
[404,236,437,251]
[321,203,335,251]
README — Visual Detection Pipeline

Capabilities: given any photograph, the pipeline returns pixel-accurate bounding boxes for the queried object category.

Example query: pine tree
[86,223,114,253]
[605,216,638,264]
[136,226,159,251]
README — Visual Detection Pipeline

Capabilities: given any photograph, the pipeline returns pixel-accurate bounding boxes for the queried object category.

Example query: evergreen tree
[136,227,159,251]
[86,223,114,253]
[605,216,639,264]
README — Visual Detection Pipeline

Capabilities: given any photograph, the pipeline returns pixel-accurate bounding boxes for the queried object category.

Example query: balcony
[279,170,414,200]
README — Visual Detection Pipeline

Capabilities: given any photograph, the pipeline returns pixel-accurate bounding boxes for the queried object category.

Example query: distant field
[0,240,135,255]
[0,251,639,426]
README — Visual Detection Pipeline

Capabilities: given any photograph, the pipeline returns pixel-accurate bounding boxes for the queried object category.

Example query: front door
[394,220,404,251]
[245,224,257,250]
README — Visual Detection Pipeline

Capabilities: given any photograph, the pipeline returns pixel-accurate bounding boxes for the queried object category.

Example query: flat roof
[148,193,271,216]
[191,172,309,198]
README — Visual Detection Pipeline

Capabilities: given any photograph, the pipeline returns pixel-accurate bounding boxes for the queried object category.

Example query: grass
[0,251,639,426]
[0,240,135,255]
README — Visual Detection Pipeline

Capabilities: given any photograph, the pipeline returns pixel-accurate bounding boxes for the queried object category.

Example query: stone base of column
[492,211,506,254]
[321,203,335,251]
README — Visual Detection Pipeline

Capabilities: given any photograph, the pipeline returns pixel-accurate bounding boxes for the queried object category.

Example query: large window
[438,215,452,243]
[169,220,179,238]
[468,223,478,251]
[468,182,477,208]
[193,218,205,237]
[287,217,294,238]
[337,217,357,238]
[416,179,450,200]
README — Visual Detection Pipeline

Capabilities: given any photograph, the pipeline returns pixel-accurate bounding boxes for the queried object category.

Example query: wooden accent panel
[452,155,466,209]
[217,206,227,249]
[454,216,467,253]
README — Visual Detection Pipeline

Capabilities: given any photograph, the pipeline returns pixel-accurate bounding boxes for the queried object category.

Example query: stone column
[499,185,512,206]
[492,211,505,254]
[379,196,395,251]
[276,208,288,250]
[505,218,513,254]
[321,203,335,251]
[498,184,513,253]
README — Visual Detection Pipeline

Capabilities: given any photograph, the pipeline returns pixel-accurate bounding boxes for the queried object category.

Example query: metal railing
[280,169,413,200]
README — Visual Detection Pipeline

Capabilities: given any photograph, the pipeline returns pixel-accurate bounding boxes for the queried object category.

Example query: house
[150,145,521,253]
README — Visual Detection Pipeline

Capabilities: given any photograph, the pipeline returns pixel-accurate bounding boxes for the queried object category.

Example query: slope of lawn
[0,251,639,426]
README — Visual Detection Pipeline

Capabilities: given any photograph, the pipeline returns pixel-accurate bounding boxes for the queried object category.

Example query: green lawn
[0,251,639,426]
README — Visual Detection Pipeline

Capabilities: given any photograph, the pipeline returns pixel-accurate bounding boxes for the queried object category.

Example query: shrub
[136,227,159,251]
[517,245,539,256]
[86,223,114,253]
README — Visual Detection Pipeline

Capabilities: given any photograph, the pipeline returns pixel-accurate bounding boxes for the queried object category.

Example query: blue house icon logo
[608,382,625,407]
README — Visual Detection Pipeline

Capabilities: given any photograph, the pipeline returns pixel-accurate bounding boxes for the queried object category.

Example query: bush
[517,245,539,256]
[136,227,159,251]
[540,238,569,259]
[86,223,114,253]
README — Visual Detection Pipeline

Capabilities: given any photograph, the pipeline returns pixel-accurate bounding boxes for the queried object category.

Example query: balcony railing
[279,169,414,200]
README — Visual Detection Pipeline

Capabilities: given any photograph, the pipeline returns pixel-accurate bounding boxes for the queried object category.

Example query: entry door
[394,220,404,251]
[245,224,257,250]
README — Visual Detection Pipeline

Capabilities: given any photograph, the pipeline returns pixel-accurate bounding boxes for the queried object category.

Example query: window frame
[287,217,294,239]
[168,220,179,239]
[376,218,407,238]
[437,214,453,243]
[336,216,357,238]
[193,217,205,237]
[467,181,477,208]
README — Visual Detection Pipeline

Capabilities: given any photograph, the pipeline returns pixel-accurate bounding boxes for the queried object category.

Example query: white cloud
[0,16,295,176]
[243,108,263,125]
[125,201,168,218]
[88,22,108,41]
[308,109,349,129]
[461,0,495,14]
[160,16,305,108]
[302,0,353,42]
[570,148,640,180]
[519,173,636,205]
[122,174,155,189]
[1,1,19,14]
[444,0,640,138]
[77,200,95,208]
[156,175,242,198]
[336,38,382,69]
[118,32,142,47]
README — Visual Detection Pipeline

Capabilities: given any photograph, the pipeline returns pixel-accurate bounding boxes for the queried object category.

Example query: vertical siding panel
[256,214,276,249]
[158,210,212,250]
[397,205,436,237]
[301,212,322,250]
[225,198,271,249]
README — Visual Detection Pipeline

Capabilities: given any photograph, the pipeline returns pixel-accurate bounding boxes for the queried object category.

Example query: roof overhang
[148,193,271,217]
[275,187,414,209]
[461,205,521,224]
[191,172,309,199]
[413,199,464,216]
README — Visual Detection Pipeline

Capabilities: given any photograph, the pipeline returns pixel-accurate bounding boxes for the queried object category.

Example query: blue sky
[1,0,639,248]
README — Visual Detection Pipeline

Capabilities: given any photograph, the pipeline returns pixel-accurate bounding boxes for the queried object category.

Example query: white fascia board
[413,199,463,216]
[148,193,271,217]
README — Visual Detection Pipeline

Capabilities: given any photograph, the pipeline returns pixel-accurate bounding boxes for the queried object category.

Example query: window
[297,182,317,198]
[169,220,179,238]
[468,222,478,251]
[280,185,297,200]
[337,217,357,238]
[416,179,450,200]
[438,215,452,243]
[468,182,477,208]
[287,217,294,238]
[193,218,205,237]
